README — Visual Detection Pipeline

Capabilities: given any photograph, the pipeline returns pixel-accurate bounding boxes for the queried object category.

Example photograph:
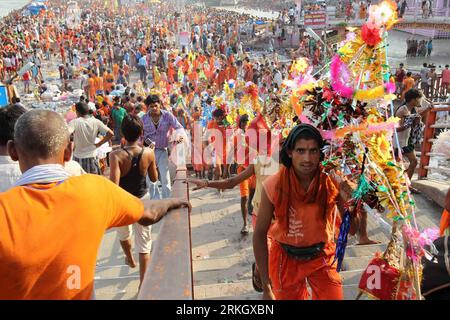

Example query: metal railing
[418,103,450,179]
[137,167,193,300]
[416,76,450,101]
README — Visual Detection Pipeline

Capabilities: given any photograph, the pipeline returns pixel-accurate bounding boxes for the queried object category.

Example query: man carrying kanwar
[253,124,357,300]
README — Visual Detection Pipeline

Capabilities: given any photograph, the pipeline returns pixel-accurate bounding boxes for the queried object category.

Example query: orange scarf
[274,166,334,231]
[440,209,450,236]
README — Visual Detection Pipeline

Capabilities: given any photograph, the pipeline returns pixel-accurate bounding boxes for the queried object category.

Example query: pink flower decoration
[385,81,396,94]
[419,228,440,247]
[330,55,354,99]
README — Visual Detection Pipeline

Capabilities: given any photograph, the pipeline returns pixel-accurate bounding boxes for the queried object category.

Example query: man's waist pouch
[279,242,325,261]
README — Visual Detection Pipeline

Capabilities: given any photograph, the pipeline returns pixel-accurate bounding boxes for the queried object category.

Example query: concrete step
[341,255,373,271]
[194,265,252,286]
[94,264,139,281]
[361,232,391,244]
[94,277,140,300]
[345,243,387,258]
[209,292,262,300]
[340,269,365,286]
[193,255,250,272]
[193,254,252,287]
[211,283,367,300]
[412,179,449,208]
[344,284,367,300]
[195,281,255,300]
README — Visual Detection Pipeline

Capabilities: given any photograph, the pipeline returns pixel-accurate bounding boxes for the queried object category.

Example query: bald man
[0,110,190,300]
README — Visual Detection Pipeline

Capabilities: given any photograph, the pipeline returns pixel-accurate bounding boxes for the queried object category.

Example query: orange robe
[112,64,119,81]
[262,167,343,300]
[94,76,104,94]
[207,120,229,165]
[104,73,115,92]
[88,77,96,101]
[168,63,175,83]
[227,65,238,81]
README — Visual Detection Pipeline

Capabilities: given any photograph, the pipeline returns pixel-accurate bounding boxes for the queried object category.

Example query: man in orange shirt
[113,62,120,81]
[94,73,104,96]
[227,61,238,81]
[243,57,254,83]
[214,67,227,91]
[204,108,231,181]
[401,71,415,101]
[253,124,356,300]
[0,110,189,300]
[87,74,96,101]
[167,60,175,84]
[103,70,115,93]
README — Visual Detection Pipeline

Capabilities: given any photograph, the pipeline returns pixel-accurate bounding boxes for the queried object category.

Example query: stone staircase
[191,184,444,300]
[93,175,442,300]
[340,243,388,300]
[190,185,396,300]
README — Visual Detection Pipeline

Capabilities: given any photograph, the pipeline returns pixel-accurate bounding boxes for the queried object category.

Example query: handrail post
[418,105,450,179]
[137,166,193,300]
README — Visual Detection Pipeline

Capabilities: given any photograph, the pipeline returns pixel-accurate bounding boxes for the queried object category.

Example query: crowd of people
[0,0,449,301]
[394,62,450,99]
[406,38,433,57]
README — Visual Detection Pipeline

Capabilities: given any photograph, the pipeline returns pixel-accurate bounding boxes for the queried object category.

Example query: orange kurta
[88,77,96,101]
[207,120,230,165]
[262,167,343,300]
[401,77,415,100]
[94,76,103,94]
[112,64,120,81]
[227,65,238,81]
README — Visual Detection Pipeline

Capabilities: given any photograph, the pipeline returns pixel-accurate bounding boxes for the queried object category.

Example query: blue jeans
[139,65,147,82]
[149,149,172,199]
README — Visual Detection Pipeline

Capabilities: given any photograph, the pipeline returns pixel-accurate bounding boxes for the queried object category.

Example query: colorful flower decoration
[361,23,382,47]
[280,0,425,299]
[368,0,398,29]
[330,55,354,99]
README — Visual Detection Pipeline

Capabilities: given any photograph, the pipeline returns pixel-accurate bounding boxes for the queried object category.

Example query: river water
[216,5,450,72]
[0,0,30,18]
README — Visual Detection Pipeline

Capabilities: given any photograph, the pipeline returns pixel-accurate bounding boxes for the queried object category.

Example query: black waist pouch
[279,242,325,261]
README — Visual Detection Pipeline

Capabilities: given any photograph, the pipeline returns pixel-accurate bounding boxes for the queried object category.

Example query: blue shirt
[139,56,147,67]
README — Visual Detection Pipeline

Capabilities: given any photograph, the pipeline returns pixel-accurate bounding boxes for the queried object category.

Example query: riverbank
[218,5,450,72]
[0,0,30,18]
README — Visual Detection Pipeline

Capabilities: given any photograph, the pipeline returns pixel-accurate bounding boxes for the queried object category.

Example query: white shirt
[0,156,22,192]
[274,70,283,87]
[68,116,110,159]
[4,57,11,68]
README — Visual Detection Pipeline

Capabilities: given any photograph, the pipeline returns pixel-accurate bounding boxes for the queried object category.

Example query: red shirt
[22,72,31,81]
